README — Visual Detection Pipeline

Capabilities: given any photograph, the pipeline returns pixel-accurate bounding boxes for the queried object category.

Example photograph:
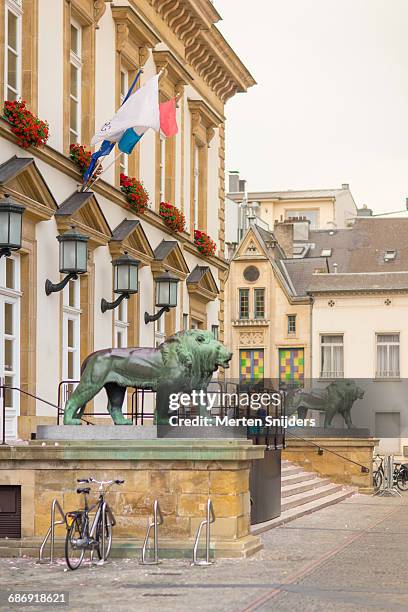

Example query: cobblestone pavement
[0,494,407,612]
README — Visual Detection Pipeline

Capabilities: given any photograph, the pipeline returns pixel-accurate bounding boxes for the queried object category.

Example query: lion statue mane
[286,379,365,428]
[63,329,233,425]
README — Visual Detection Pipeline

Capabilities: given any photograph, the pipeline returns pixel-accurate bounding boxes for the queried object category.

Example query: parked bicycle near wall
[65,477,124,570]
[372,454,408,492]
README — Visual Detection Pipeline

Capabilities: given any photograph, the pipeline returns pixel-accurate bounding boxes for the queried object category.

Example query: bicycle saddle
[76,487,91,495]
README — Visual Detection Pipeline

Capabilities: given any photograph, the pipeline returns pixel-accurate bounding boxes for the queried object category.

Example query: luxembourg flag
[91,75,160,146]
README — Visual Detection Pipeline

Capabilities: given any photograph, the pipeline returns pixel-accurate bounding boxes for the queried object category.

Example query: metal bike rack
[376,454,401,497]
[141,500,163,565]
[191,499,215,566]
[38,499,67,564]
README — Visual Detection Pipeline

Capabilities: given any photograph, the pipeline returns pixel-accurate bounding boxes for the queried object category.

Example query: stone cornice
[137,0,255,104]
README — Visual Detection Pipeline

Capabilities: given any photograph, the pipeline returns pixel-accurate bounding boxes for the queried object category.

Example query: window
[254,289,265,319]
[193,143,199,230]
[114,298,129,348]
[63,279,81,381]
[376,334,400,378]
[321,248,332,257]
[69,20,82,144]
[239,289,249,319]
[159,133,166,203]
[0,254,20,440]
[287,314,296,335]
[211,325,219,340]
[320,335,343,378]
[119,69,129,176]
[183,313,189,331]
[4,0,22,101]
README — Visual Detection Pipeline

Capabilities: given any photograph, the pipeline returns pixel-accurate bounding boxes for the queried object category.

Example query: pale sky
[216,0,408,214]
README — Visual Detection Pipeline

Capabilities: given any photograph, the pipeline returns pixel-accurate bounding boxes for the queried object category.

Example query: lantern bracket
[101,292,130,314]
[45,272,78,296]
[0,247,12,259]
[144,306,170,325]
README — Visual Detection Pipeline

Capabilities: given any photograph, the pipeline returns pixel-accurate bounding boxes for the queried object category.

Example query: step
[281,477,330,498]
[281,471,317,486]
[281,465,305,477]
[281,483,342,512]
[251,488,354,535]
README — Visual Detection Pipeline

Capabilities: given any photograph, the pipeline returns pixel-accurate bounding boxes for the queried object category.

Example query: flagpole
[87,153,123,190]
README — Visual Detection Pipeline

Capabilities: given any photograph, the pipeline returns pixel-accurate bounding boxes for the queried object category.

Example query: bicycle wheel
[65,518,85,570]
[95,512,113,560]
[397,472,408,492]
[373,469,382,491]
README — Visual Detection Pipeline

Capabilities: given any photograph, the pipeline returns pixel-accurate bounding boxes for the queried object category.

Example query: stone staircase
[252,460,355,534]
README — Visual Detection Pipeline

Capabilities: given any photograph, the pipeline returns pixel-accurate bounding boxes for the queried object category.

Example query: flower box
[3,100,49,149]
[159,202,186,233]
[69,144,101,180]
[120,173,149,214]
[194,230,217,257]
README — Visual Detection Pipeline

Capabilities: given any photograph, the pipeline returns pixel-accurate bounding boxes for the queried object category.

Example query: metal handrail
[192,499,215,566]
[0,384,62,445]
[141,500,163,565]
[38,498,67,564]
[285,430,370,474]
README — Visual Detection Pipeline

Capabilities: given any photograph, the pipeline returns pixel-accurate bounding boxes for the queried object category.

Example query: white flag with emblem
[91,75,160,146]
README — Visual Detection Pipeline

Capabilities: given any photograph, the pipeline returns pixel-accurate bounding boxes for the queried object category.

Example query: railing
[141,500,163,565]
[38,498,67,564]
[285,429,370,474]
[192,499,215,566]
[131,388,156,426]
[0,384,62,445]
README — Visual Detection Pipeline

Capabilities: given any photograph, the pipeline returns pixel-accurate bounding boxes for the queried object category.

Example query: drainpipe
[309,295,314,384]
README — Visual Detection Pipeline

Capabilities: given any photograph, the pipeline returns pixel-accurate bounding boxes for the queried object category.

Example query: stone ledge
[0,439,265,462]
[0,535,262,560]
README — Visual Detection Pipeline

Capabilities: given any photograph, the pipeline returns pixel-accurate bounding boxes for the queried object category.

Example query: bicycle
[372,454,408,492]
[65,477,124,570]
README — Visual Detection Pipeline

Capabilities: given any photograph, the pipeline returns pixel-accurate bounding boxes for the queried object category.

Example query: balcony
[233,318,269,327]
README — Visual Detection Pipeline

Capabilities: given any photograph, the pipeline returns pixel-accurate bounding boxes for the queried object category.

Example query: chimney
[274,220,294,258]
[357,204,373,216]
[342,183,349,190]
[228,171,240,193]
[333,263,338,273]
[238,179,246,192]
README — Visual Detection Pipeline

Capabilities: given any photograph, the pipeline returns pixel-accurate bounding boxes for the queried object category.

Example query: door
[0,486,21,538]
[240,349,264,384]
[279,348,304,388]
[0,256,20,441]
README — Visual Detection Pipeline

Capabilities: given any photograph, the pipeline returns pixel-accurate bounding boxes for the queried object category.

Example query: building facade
[0,0,255,440]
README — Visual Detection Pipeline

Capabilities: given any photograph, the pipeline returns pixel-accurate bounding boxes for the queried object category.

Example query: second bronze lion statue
[63,329,232,425]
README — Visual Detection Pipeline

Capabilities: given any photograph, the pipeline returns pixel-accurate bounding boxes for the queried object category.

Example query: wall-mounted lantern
[144,270,179,324]
[45,225,89,295]
[101,251,139,313]
[0,195,25,258]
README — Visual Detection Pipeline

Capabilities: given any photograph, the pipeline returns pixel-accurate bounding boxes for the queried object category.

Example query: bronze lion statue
[286,379,365,428]
[63,329,232,425]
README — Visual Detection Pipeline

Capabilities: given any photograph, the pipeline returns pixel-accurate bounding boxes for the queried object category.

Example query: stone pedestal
[0,438,264,558]
[283,437,379,492]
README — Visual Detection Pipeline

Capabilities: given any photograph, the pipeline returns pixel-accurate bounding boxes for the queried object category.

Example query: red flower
[159,202,186,233]
[119,173,149,214]
[3,100,49,149]
[69,144,102,181]
[194,230,216,256]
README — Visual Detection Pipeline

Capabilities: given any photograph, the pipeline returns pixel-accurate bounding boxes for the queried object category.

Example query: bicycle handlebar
[76,477,125,487]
